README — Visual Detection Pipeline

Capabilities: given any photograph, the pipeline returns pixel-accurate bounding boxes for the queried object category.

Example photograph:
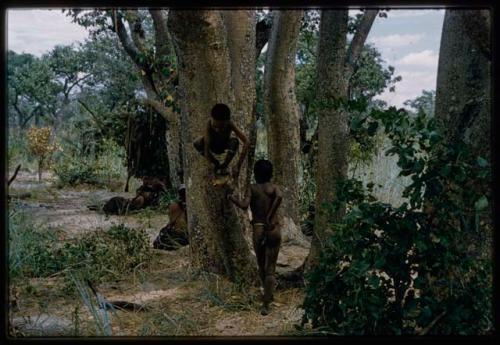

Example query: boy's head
[211,103,231,121]
[254,159,273,184]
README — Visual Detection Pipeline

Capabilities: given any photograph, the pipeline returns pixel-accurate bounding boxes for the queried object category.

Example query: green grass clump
[9,205,151,286]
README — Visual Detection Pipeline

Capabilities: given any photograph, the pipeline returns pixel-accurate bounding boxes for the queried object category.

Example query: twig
[418,310,446,335]
[8,164,22,187]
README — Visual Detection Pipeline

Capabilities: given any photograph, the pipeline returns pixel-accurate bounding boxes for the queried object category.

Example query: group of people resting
[101,103,283,316]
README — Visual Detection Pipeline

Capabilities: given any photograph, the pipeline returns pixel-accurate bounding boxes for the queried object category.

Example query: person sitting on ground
[227,159,283,316]
[100,176,167,215]
[193,103,250,179]
[153,184,188,250]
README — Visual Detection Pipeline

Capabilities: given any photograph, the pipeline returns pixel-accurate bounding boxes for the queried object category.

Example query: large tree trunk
[305,9,378,272]
[264,10,308,246]
[435,9,491,255]
[306,10,350,271]
[168,10,257,284]
[222,10,257,247]
[435,9,491,160]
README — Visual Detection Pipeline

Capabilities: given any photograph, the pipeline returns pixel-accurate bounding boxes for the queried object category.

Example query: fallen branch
[86,279,150,312]
[8,164,21,187]
[418,310,446,335]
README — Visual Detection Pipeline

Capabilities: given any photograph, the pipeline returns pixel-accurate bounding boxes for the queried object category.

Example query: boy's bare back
[250,182,280,226]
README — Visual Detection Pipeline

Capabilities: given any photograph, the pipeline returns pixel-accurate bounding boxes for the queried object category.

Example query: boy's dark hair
[254,159,273,184]
[211,103,231,121]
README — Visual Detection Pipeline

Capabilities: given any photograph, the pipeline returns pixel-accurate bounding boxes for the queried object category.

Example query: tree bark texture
[435,9,491,160]
[168,10,257,284]
[306,9,377,271]
[222,10,258,247]
[264,10,308,246]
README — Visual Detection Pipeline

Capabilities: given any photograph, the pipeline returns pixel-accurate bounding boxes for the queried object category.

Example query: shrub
[54,138,126,188]
[26,126,60,181]
[302,105,492,335]
[9,206,151,286]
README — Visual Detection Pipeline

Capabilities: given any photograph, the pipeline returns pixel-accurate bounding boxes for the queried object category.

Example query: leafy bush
[54,138,126,188]
[302,105,492,335]
[26,126,61,181]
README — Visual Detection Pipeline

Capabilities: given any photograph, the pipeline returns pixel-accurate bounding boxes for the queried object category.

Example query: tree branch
[142,98,176,123]
[8,164,22,187]
[125,10,147,54]
[256,15,273,59]
[418,310,446,335]
[345,10,378,73]
[149,9,172,59]
[114,10,146,69]
[66,73,93,95]
[77,99,104,129]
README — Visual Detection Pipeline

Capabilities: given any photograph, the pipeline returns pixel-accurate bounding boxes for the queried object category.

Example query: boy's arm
[266,185,283,226]
[228,186,251,210]
[230,121,250,174]
[204,121,220,168]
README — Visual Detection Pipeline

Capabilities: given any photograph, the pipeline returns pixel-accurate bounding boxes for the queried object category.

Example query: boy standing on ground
[193,103,249,179]
[227,159,283,315]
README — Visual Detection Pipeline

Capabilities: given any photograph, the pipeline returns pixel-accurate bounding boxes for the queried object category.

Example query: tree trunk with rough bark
[305,9,378,272]
[435,9,491,255]
[168,10,257,285]
[435,9,491,160]
[264,10,308,246]
[222,10,257,247]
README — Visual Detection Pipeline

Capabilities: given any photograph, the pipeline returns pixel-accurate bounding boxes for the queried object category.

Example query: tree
[67,9,183,188]
[434,9,491,255]
[435,9,491,160]
[404,90,436,117]
[306,9,379,271]
[168,10,257,284]
[26,126,59,182]
[7,51,60,130]
[263,10,306,244]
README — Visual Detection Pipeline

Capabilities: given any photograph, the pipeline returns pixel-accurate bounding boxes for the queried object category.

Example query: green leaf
[476,157,488,167]
[474,196,488,211]
[367,121,379,136]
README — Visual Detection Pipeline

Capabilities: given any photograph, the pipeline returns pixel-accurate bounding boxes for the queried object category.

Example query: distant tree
[404,90,436,117]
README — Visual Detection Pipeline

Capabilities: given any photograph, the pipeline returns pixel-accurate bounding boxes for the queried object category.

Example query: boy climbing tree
[193,103,250,180]
[227,159,283,316]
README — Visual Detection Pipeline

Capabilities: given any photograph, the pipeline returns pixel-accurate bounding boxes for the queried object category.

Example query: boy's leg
[220,137,239,169]
[193,136,205,156]
[261,227,282,315]
[252,224,266,287]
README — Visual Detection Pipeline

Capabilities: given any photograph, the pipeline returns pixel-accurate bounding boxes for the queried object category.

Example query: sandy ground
[8,170,310,337]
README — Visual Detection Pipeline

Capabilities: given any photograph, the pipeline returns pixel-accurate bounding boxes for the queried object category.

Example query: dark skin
[228,181,283,315]
[167,189,187,230]
[203,119,250,179]
[228,182,283,230]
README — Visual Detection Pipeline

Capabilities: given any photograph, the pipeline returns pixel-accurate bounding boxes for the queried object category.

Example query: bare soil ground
[8,170,309,337]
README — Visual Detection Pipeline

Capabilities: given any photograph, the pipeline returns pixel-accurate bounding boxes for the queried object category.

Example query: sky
[7,8,444,108]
